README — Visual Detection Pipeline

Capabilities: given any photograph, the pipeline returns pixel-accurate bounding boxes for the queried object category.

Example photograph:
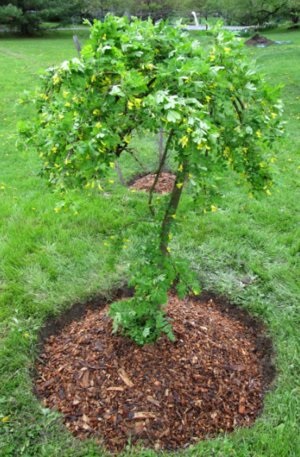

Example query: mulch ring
[245,34,275,46]
[34,292,275,453]
[129,172,176,193]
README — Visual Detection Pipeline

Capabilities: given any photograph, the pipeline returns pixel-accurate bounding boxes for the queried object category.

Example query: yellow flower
[197,142,203,150]
[95,122,102,129]
[211,205,218,212]
[145,63,154,70]
[54,207,61,213]
[52,74,61,85]
[124,134,131,144]
[179,135,189,148]
[271,112,277,119]
[205,95,211,103]
[93,109,101,116]
[176,182,183,189]
[62,90,69,98]
[91,74,97,83]
[209,53,215,62]
[127,100,134,110]
[1,416,10,423]
[64,102,71,108]
[256,130,262,138]
[224,47,231,54]
[134,98,142,108]
[166,246,171,253]
[109,162,115,168]
[178,164,183,172]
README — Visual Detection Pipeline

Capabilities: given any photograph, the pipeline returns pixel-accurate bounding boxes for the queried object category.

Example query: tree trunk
[158,128,164,166]
[159,163,187,256]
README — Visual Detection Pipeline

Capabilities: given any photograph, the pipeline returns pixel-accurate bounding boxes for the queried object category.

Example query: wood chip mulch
[130,172,175,193]
[34,294,274,453]
[245,34,275,46]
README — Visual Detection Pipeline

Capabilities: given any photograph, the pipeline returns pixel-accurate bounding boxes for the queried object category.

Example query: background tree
[0,0,82,35]
[215,0,296,25]
[28,16,282,344]
[285,0,299,25]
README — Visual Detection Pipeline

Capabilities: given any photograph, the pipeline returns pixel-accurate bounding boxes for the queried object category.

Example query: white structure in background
[191,11,199,27]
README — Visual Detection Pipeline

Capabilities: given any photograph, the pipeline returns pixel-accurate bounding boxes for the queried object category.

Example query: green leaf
[167,110,181,123]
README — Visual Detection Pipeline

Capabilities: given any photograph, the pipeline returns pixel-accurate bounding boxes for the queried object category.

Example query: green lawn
[0,29,299,456]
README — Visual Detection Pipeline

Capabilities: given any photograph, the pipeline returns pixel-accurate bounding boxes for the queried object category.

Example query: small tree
[30,16,282,344]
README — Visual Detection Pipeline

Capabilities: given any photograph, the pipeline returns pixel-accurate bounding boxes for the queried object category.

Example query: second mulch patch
[129,172,175,193]
[35,293,275,453]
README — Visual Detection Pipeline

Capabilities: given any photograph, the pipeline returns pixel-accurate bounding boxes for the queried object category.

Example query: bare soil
[34,291,274,453]
[130,172,175,193]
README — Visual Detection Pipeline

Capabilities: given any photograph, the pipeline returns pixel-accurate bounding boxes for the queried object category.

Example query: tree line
[0,0,299,35]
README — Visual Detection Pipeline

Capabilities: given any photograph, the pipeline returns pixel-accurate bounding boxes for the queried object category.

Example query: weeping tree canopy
[28,16,283,344]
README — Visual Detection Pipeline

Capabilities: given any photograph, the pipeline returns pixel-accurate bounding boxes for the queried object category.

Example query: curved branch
[148,129,174,216]
[232,98,243,124]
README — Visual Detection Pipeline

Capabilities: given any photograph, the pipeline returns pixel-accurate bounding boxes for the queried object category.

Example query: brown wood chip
[118,368,134,387]
[106,387,125,392]
[132,412,156,420]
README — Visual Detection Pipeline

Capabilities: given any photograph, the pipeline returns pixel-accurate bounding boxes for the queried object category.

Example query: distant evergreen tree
[0,0,82,35]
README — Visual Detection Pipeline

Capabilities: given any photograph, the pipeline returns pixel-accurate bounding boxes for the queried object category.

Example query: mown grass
[0,29,299,456]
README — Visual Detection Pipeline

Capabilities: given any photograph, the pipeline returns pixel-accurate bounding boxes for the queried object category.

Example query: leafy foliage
[28,16,283,344]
